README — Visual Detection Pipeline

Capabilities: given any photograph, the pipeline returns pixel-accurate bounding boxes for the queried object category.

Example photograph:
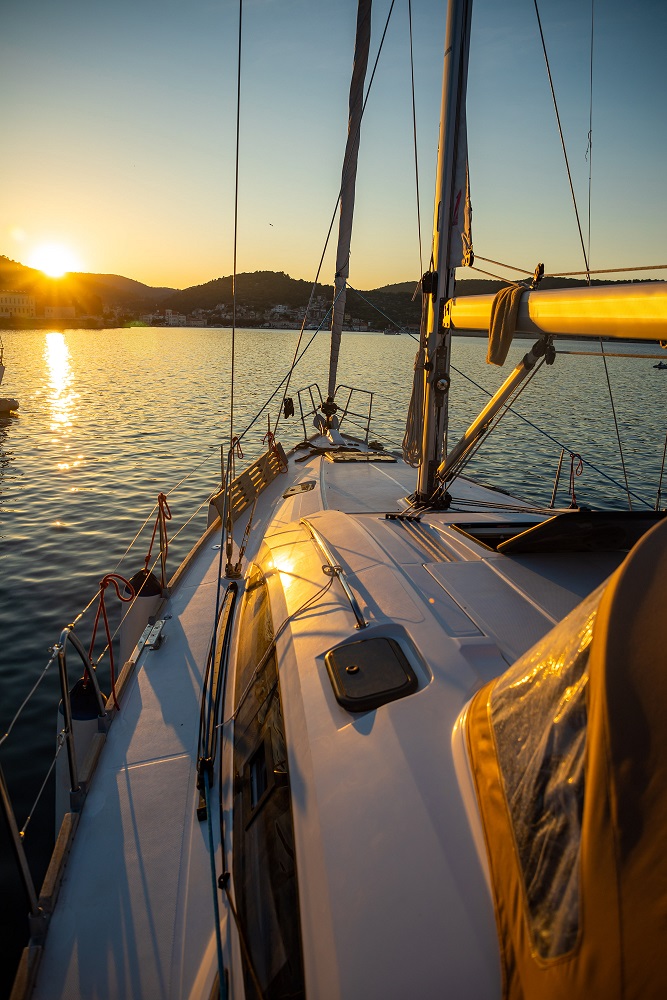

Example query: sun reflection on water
[45,332,77,447]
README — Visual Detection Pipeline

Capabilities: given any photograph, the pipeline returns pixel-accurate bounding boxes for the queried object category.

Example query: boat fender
[55,677,106,832]
[118,568,163,666]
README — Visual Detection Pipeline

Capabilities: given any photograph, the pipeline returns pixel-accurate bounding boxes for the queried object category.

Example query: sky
[1,0,666,291]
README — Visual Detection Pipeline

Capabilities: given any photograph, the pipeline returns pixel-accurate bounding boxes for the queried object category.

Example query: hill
[161,271,333,314]
[0,256,176,316]
[3,255,642,330]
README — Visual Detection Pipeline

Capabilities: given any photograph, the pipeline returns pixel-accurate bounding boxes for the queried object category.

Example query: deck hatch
[325,637,418,712]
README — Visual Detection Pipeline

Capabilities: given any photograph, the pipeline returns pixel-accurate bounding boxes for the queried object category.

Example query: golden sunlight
[45,332,77,440]
[29,243,81,278]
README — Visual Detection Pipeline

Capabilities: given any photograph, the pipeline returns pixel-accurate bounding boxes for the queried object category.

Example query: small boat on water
[653,360,667,369]
[0,334,19,413]
[4,1,667,998]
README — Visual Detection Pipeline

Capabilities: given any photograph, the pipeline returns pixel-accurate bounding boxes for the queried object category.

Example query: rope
[263,415,287,472]
[402,289,429,467]
[143,493,172,571]
[203,770,227,1000]
[225,575,334,726]
[569,453,584,507]
[88,574,135,710]
[408,0,423,277]
[533,0,590,280]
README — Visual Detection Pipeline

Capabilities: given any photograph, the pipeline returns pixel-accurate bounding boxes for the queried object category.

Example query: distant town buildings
[0,291,36,318]
[164,309,187,327]
[44,304,76,320]
[0,277,409,332]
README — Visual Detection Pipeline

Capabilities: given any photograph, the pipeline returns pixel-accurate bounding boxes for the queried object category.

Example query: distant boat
[383,326,402,335]
[0,333,19,412]
[653,360,667,369]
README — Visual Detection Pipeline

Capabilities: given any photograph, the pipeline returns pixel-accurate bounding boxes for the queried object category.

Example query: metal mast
[416,0,473,499]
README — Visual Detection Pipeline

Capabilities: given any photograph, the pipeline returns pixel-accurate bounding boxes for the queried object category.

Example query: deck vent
[324,451,397,463]
[282,480,316,498]
[325,637,417,712]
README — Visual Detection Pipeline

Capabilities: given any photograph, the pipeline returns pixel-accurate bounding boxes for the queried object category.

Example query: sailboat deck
[31,441,633,999]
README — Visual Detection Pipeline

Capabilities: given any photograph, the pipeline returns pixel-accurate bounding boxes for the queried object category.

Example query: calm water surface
[1,326,665,989]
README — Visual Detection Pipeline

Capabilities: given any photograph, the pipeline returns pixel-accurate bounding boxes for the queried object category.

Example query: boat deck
[31,437,630,999]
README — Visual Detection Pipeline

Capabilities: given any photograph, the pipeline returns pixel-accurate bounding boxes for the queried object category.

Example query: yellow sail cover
[466,518,667,998]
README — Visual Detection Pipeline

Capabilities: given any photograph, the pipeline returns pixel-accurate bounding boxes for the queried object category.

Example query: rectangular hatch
[325,636,418,712]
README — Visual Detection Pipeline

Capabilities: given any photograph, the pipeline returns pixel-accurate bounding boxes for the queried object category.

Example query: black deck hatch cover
[325,637,418,712]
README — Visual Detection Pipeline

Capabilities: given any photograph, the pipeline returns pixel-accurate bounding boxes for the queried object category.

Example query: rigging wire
[534,0,631,510]
[470,254,667,278]
[0,651,57,749]
[271,0,397,440]
[549,263,667,276]
[448,360,650,507]
[443,359,548,486]
[588,0,630,509]
[656,430,667,511]
[20,736,65,837]
[586,0,595,268]
[468,266,520,285]
[532,0,590,280]
[598,339,633,509]
[407,0,423,277]
[230,0,243,451]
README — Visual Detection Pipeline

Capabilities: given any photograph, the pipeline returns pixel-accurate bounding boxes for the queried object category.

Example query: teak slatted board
[210,444,287,524]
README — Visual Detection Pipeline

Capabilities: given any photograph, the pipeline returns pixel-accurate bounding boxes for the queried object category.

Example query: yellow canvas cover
[467,518,667,999]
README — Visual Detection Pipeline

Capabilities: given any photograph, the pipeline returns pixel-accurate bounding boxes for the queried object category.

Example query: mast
[327,0,372,402]
[416,0,473,499]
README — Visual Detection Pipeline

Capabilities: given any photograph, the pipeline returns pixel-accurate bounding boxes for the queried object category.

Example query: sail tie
[486,284,525,366]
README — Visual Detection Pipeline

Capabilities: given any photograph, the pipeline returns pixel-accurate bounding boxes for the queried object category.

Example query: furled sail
[406,0,473,487]
[327,0,372,400]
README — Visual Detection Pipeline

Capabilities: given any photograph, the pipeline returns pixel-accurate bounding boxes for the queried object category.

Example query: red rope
[569,452,583,508]
[88,574,135,710]
[144,493,172,571]
[231,436,243,460]
[263,416,287,473]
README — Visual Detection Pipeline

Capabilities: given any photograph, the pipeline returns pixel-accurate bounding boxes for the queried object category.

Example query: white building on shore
[0,291,36,318]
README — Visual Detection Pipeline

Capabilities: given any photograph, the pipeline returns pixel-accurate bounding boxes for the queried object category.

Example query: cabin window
[233,562,305,999]
[489,585,602,959]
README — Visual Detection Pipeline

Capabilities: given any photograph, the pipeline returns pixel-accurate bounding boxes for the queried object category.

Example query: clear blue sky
[1,0,665,290]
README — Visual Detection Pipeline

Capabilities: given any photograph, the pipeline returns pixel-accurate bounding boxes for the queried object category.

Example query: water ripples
[0,325,665,989]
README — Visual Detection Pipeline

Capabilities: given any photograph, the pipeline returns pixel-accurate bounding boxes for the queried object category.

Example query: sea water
[0,326,665,990]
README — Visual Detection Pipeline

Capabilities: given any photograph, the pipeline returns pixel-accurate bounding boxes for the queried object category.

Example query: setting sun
[29,243,81,278]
